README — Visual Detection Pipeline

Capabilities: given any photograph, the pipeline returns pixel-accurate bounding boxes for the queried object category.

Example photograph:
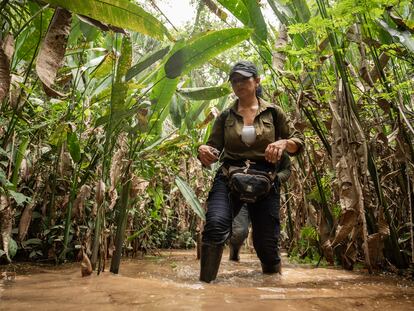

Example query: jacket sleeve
[277,152,292,183]
[275,106,305,156]
[205,110,226,152]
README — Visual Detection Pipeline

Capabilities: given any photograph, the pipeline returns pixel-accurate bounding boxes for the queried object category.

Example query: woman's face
[230,73,260,99]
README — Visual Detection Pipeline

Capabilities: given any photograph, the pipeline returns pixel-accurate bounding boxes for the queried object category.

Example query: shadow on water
[1,249,414,311]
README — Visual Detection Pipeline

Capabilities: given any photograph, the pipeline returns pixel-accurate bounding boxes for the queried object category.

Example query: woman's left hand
[265,140,287,163]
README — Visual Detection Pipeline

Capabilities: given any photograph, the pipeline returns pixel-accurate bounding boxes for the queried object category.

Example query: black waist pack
[225,166,276,203]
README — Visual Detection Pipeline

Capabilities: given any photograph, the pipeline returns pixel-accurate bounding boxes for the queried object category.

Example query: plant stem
[110,174,131,274]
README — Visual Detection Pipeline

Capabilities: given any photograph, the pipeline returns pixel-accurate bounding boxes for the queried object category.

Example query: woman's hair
[256,84,263,98]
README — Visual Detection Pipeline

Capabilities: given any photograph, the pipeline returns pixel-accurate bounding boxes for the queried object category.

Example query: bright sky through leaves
[154,0,279,28]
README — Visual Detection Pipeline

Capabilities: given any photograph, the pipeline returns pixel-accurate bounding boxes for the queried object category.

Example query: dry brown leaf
[9,73,23,109]
[332,209,358,246]
[345,24,360,43]
[73,185,91,220]
[19,157,30,183]
[197,109,217,129]
[130,175,149,200]
[0,195,12,263]
[359,59,374,87]
[110,136,128,192]
[35,8,72,98]
[202,0,228,21]
[370,52,390,83]
[273,25,288,71]
[84,229,92,257]
[378,212,390,238]
[110,154,122,192]
[95,179,105,206]
[81,250,93,277]
[58,194,70,211]
[343,241,357,270]
[18,200,36,241]
[0,42,11,102]
[108,189,118,211]
[367,233,385,268]
[59,150,73,177]
[2,34,14,62]
[321,240,334,265]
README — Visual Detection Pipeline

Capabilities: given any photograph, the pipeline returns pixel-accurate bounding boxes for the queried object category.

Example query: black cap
[229,60,258,79]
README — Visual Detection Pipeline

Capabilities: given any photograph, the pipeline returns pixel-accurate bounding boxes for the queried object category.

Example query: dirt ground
[1,249,413,311]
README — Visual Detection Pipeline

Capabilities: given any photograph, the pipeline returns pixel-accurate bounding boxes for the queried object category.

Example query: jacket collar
[229,97,273,116]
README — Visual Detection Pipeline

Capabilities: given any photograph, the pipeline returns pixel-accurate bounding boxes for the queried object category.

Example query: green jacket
[276,152,291,183]
[206,98,304,164]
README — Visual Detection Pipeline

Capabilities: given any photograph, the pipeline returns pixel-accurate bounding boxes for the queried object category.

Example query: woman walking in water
[197,60,304,283]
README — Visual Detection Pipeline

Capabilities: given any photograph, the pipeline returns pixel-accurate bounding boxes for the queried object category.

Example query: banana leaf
[177,85,231,100]
[242,0,267,42]
[43,0,172,41]
[290,0,311,23]
[378,19,414,53]
[35,8,71,98]
[175,176,205,221]
[217,0,250,25]
[151,29,251,133]
[169,94,185,128]
[111,35,132,111]
[126,46,170,81]
[242,0,271,63]
[164,28,252,79]
[149,39,188,132]
[184,101,210,130]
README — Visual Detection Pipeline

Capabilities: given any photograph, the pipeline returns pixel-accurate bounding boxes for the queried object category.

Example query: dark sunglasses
[229,76,252,85]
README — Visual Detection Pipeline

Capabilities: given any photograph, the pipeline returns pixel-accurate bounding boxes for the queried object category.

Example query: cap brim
[229,70,254,80]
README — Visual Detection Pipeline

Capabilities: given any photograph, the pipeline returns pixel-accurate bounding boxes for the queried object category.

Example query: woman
[198,60,304,283]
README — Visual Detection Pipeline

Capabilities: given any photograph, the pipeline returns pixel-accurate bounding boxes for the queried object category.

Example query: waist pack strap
[222,165,277,181]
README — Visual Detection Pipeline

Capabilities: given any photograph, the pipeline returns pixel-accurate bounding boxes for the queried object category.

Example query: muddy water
[1,250,413,311]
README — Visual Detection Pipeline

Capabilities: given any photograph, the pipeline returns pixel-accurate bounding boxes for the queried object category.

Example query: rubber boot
[199,243,224,283]
[261,262,282,274]
[229,244,240,261]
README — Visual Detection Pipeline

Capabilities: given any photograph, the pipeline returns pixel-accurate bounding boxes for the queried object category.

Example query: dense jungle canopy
[0,0,413,275]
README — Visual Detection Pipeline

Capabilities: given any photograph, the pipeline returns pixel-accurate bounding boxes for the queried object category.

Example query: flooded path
[1,250,413,310]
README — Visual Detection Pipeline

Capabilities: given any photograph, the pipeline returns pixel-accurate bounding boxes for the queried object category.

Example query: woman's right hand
[198,145,219,167]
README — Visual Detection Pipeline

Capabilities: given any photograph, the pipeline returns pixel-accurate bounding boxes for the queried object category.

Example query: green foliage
[289,226,321,264]
[332,203,342,219]
[306,173,332,203]
[164,28,253,78]
[126,46,170,81]
[8,238,18,259]
[8,190,31,206]
[67,132,81,163]
[177,85,231,100]
[217,0,250,24]
[42,0,172,41]
[175,176,205,221]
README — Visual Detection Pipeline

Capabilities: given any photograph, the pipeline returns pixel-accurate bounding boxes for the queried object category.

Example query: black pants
[230,203,250,249]
[202,170,281,266]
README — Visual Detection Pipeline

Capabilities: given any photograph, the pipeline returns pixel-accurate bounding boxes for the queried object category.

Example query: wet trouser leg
[202,173,233,244]
[229,203,250,261]
[200,173,232,282]
[248,183,281,273]
[201,171,281,280]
